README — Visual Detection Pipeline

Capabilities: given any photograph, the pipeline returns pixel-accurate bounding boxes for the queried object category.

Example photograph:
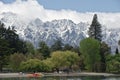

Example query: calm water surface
[0,76,120,80]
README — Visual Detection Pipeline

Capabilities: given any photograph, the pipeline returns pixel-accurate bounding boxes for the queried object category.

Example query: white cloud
[0,0,120,28]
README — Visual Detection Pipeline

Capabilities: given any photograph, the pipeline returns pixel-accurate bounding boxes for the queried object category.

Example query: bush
[106,54,120,73]
[20,59,50,72]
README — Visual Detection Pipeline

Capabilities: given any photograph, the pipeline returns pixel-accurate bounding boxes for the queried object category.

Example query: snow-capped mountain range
[0,0,120,53]
[0,12,120,53]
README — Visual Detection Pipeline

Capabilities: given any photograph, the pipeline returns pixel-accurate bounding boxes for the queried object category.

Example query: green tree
[106,54,120,73]
[26,41,35,54]
[0,21,28,71]
[51,51,79,72]
[63,44,80,55]
[100,42,111,72]
[50,39,63,52]
[63,44,73,51]
[38,41,50,58]
[4,26,27,53]
[0,22,28,54]
[26,52,43,60]
[43,58,54,72]
[16,40,28,54]
[88,14,102,41]
[20,59,50,72]
[64,51,80,71]
[0,21,6,39]
[50,51,65,72]
[0,39,11,56]
[0,22,12,71]
[72,46,81,55]
[5,26,19,52]
[88,14,109,72]
[80,38,101,72]
[9,53,26,71]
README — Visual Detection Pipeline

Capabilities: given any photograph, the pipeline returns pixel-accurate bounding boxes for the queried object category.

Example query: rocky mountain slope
[0,12,120,53]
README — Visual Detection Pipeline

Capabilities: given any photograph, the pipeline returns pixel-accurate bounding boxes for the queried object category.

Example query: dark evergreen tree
[0,22,12,71]
[100,42,111,72]
[50,39,63,52]
[63,44,81,55]
[0,22,6,39]
[16,40,28,54]
[119,40,120,45]
[88,14,110,72]
[26,41,35,54]
[0,22,13,56]
[115,48,119,54]
[5,26,19,53]
[88,14,102,41]
[38,41,50,58]
[0,38,13,71]
[0,21,28,71]
[72,46,81,54]
[63,44,73,51]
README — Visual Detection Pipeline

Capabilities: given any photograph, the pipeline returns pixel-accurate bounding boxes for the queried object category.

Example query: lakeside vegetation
[0,14,120,73]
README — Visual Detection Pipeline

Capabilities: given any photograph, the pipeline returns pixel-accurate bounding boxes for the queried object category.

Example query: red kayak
[27,73,43,77]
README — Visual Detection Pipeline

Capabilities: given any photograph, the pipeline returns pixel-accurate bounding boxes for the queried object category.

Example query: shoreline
[44,72,120,77]
[0,72,120,78]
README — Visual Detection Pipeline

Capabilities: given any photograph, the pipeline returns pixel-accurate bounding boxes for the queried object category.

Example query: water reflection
[0,76,120,80]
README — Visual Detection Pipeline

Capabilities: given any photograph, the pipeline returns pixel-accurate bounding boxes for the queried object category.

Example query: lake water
[0,76,120,80]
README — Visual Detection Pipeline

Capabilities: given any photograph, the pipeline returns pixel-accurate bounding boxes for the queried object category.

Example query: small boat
[27,73,44,78]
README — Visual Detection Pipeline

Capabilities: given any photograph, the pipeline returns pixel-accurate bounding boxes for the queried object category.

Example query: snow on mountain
[102,28,120,53]
[0,12,120,53]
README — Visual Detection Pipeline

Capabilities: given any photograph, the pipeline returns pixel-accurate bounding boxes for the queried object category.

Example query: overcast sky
[1,0,120,12]
[0,0,120,29]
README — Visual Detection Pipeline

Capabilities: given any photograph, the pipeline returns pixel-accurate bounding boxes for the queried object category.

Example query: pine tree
[50,39,63,52]
[38,41,50,58]
[88,14,102,41]
[0,21,28,71]
[115,48,119,54]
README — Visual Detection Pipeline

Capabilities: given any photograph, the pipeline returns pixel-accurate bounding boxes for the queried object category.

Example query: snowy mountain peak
[0,12,120,53]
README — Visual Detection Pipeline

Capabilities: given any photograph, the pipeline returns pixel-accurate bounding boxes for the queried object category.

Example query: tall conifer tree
[88,14,102,41]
